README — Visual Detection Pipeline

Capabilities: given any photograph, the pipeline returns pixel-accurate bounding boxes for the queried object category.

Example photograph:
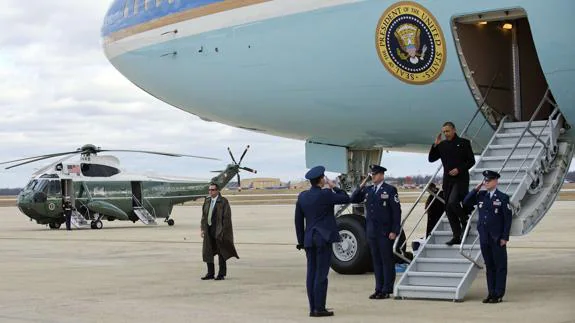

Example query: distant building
[241,178,282,189]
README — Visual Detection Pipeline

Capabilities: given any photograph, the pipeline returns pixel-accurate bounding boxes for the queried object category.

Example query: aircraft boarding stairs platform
[70,210,88,228]
[134,207,157,225]
[393,90,573,301]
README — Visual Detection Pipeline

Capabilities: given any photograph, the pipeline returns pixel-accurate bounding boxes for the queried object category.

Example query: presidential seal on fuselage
[375,1,446,85]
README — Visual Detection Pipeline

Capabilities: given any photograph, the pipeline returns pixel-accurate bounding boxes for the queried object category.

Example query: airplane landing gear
[91,220,103,230]
[167,219,175,226]
[49,222,61,230]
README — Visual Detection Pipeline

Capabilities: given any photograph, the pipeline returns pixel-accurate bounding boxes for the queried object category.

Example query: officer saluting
[463,170,512,304]
[295,166,350,317]
[350,165,401,299]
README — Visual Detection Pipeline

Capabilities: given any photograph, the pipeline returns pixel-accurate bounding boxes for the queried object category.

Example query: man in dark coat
[350,165,401,300]
[463,170,512,304]
[295,166,350,318]
[425,183,445,237]
[63,196,73,231]
[428,121,475,245]
[201,183,239,280]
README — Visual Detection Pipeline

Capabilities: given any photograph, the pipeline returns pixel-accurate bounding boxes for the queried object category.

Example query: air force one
[102,1,575,300]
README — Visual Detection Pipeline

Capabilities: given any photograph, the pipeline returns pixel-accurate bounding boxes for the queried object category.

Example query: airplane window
[156,0,161,7]
[133,0,139,15]
[81,164,120,177]
[144,0,150,11]
[124,0,130,17]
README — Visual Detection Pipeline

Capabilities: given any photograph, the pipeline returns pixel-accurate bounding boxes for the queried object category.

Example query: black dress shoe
[369,292,380,299]
[377,293,391,299]
[214,275,225,281]
[489,297,503,304]
[310,310,334,317]
[482,296,493,303]
[201,274,215,280]
[445,237,462,246]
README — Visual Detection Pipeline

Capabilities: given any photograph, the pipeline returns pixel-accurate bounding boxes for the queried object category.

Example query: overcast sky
[0,1,459,188]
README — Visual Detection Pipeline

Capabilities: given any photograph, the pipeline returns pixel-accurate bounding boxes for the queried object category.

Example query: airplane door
[131,182,142,207]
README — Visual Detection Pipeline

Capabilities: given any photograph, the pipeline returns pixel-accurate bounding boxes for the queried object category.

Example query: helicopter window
[81,164,120,177]
[24,180,37,190]
[35,180,48,193]
[47,180,62,196]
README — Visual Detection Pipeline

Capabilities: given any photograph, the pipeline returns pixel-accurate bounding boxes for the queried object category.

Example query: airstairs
[394,89,573,301]
[133,207,157,225]
[70,210,88,228]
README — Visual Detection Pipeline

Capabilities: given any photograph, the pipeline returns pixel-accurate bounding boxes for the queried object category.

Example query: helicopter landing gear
[91,220,103,230]
[49,222,61,230]
[166,219,175,226]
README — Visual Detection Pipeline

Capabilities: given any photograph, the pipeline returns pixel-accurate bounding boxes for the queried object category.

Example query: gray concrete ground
[0,203,574,323]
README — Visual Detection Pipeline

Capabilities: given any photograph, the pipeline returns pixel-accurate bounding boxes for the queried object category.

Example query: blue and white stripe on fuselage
[102,0,575,152]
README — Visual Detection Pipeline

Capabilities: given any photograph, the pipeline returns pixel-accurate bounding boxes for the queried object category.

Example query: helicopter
[1,144,256,230]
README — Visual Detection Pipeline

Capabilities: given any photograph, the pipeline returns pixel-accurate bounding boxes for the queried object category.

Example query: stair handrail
[503,106,561,195]
[459,88,557,266]
[393,72,500,263]
[142,197,158,219]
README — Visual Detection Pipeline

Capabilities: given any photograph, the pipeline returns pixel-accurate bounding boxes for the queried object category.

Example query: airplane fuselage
[102,0,575,154]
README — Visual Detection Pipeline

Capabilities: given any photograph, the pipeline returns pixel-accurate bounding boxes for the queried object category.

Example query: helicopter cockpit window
[24,180,37,191]
[34,180,48,193]
[46,180,62,196]
[81,163,120,177]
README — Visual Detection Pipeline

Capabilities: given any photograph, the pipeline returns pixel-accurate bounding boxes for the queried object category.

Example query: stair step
[425,244,480,249]
[481,155,537,161]
[471,167,531,173]
[403,271,466,288]
[503,121,550,129]
[470,178,522,185]
[413,257,473,273]
[496,132,550,138]
[433,230,477,236]
[395,285,458,300]
[487,143,544,150]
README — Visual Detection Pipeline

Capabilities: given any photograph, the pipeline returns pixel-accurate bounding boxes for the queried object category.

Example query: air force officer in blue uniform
[295,166,350,317]
[350,165,401,299]
[463,170,512,304]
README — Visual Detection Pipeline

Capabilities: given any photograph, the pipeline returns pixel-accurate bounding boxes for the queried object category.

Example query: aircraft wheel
[331,214,371,275]
[167,219,175,226]
[49,222,61,230]
[91,220,103,230]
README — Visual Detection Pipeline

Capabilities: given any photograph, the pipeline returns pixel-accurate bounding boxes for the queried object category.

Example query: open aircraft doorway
[452,8,559,125]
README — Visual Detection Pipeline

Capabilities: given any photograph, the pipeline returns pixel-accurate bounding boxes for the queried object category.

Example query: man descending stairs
[394,92,572,301]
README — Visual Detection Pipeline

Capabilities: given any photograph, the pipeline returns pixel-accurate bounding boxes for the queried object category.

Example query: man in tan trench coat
[201,183,239,280]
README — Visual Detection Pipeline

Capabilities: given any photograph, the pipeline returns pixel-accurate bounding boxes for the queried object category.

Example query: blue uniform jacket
[295,186,351,248]
[350,183,401,239]
[463,189,512,244]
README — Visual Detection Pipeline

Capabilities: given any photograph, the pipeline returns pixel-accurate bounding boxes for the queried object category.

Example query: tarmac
[0,203,574,323]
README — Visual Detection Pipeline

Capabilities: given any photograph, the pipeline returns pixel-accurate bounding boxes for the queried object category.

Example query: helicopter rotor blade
[5,154,73,170]
[98,150,220,161]
[240,167,257,174]
[0,151,79,166]
[227,147,238,165]
[238,145,250,165]
[236,173,241,190]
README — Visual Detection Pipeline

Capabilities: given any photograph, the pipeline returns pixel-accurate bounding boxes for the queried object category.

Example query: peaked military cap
[369,164,387,174]
[482,170,501,180]
[305,166,326,180]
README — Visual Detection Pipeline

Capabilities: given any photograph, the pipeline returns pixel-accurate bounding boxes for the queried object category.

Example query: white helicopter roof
[31,154,210,183]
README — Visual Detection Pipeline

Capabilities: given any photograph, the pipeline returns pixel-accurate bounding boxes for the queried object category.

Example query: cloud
[3,1,539,189]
